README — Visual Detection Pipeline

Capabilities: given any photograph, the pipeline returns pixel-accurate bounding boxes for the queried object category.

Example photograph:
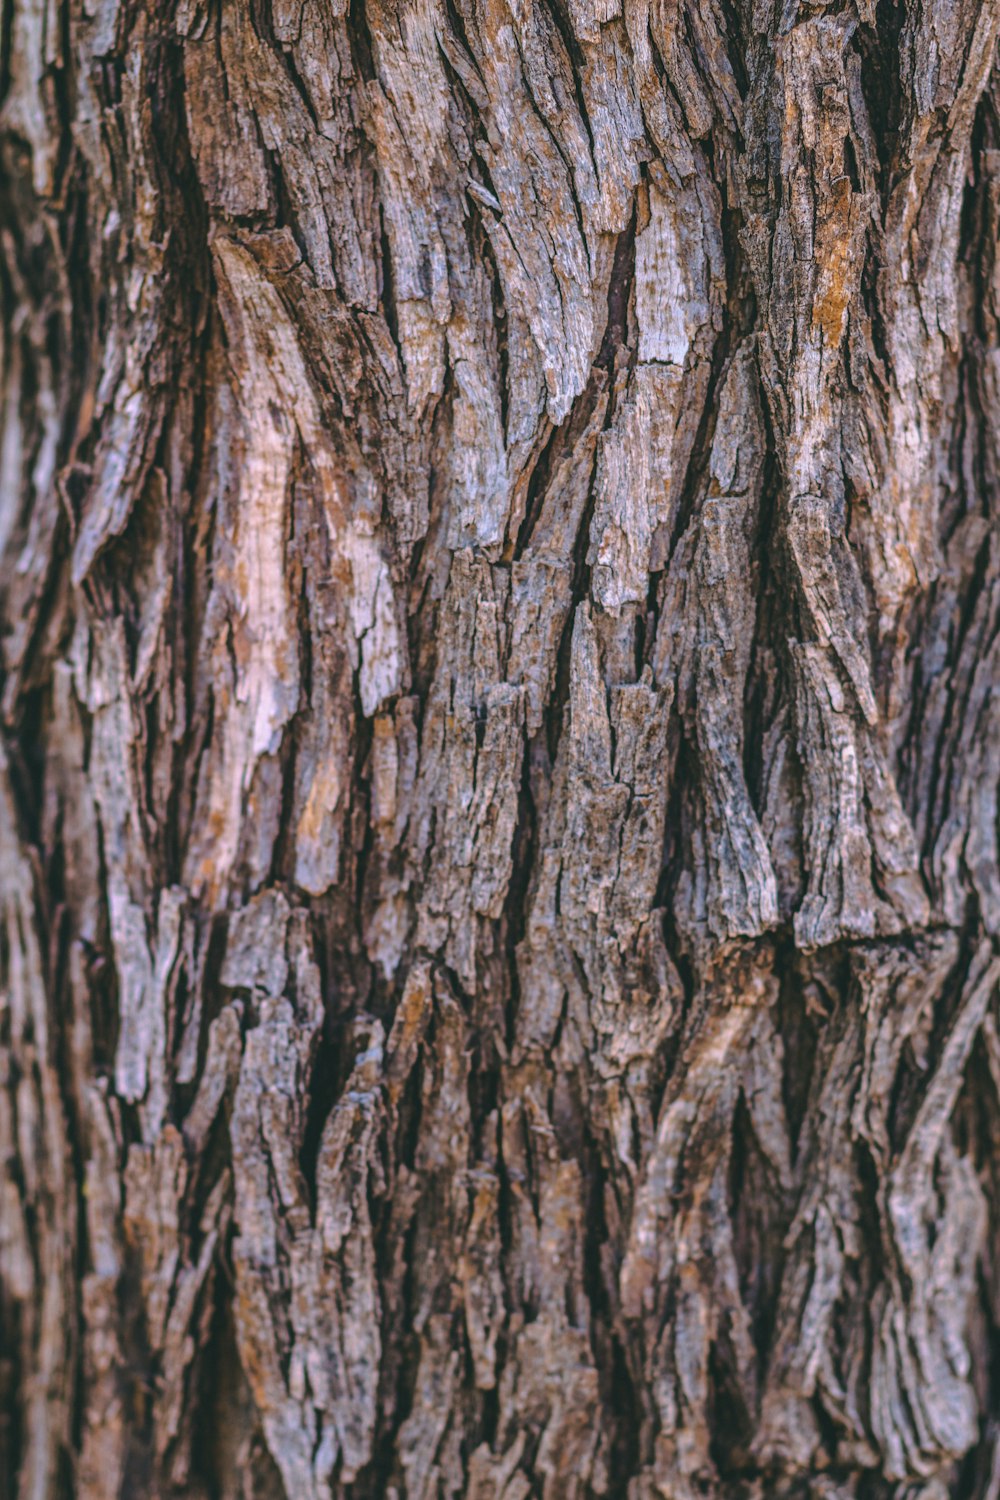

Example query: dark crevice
[653,728,697,1016]
[919,522,990,867]
[297,1021,343,1212]
[843,132,861,193]
[741,353,784,823]
[511,197,634,574]
[774,938,827,1163]
[379,201,401,360]
[856,0,905,202]
[257,0,321,134]
[0,0,14,107]
[727,1086,785,1377]
[860,240,892,396]
[358,1031,427,1500]
[478,217,509,442]
[348,685,378,1008]
[269,470,310,893]
[541,0,598,163]
[441,0,487,98]
[117,1230,158,1500]
[364,1161,428,1493]
[347,0,377,84]
[707,1335,755,1478]
[581,1122,643,1491]
[501,733,537,1053]
[960,89,999,343]
[270,147,312,270]
[507,418,558,564]
[715,0,750,101]
[597,200,637,372]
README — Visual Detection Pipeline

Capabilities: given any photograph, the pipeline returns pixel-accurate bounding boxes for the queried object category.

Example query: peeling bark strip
[2,0,1000,1493]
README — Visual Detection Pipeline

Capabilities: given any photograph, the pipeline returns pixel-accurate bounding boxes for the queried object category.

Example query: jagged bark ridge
[1,0,1000,1495]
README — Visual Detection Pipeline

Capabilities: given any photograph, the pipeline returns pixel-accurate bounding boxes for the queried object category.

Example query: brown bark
[1,0,1000,1494]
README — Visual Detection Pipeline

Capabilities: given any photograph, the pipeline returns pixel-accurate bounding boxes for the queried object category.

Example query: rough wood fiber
[1,0,999,1494]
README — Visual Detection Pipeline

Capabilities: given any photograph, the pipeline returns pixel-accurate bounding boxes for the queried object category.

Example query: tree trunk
[2,0,1000,1493]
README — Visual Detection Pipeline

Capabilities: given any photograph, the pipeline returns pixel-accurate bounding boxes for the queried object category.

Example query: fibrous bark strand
[1,0,999,1495]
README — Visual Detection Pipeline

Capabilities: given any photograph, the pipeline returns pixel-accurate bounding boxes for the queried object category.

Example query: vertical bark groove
[1,0,1000,1495]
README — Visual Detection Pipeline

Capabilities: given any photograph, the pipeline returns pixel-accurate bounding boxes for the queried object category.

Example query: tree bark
[2,0,1000,1494]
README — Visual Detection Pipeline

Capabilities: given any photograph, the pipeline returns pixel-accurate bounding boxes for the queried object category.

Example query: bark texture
[2,0,1000,1494]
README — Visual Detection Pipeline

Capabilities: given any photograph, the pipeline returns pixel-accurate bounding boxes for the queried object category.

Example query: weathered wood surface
[1,0,1000,1493]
